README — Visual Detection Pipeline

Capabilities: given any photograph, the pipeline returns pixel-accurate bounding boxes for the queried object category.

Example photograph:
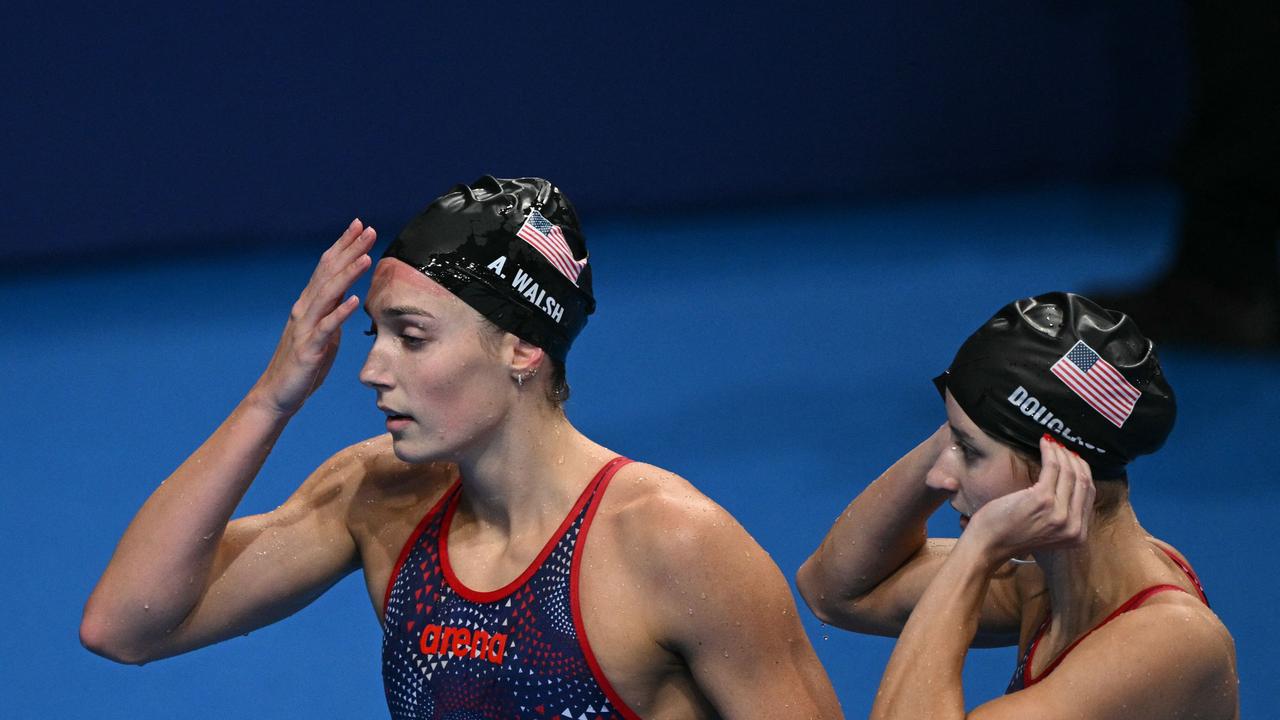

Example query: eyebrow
[363,305,438,320]
[948,424,974,444]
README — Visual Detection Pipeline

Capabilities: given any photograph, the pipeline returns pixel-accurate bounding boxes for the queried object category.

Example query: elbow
[79,605,153,666]
[796,556,886,633]
[794,556,841,626]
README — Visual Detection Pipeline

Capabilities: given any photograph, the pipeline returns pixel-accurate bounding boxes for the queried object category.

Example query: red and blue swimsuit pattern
[382,457,641,720]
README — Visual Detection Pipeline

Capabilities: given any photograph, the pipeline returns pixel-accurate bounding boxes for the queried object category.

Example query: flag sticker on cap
[1050,340,1141,428]
[516,209,587,285]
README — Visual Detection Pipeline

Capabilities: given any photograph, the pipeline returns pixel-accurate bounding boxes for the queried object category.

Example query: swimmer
[797,292,1238,719]
[81,177,842,718]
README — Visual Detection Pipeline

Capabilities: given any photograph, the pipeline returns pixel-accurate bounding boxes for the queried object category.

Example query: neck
[452,400,611,534]
[1031,503,1150,636]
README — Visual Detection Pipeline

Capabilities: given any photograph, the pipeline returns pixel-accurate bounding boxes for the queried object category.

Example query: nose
[359,342,391,390]
[924,453,959,493]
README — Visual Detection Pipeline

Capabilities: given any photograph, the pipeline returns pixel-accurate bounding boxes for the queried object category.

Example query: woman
[797,292,1238,719]
[82,176,841,718]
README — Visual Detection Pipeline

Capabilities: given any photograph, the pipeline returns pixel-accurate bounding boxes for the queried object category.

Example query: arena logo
[486,255,566,323]
[418,623,509,665]
[1007,386,1106,454]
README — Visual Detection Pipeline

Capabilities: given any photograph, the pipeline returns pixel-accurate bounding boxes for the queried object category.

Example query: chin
[387,436,446,465]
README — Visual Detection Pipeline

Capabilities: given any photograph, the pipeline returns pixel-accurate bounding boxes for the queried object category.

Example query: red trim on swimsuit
[438,462,610,604]
[381,479,459,617]
[570,457,642,720]
[1018,545,1210,689]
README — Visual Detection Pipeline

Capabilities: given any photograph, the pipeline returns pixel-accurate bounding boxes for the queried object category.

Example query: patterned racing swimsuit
[382,457,641,720]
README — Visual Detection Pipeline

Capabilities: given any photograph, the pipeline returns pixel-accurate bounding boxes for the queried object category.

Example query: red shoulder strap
[1025,583,1190,686]
[1155,545,1209,605]
[381,479,461,617]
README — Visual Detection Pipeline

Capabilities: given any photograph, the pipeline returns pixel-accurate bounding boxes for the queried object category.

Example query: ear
[509,336,546,375]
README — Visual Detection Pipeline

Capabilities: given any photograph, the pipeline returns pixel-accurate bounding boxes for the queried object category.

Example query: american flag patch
[1050,340,1141,428]
[515,209,586,285]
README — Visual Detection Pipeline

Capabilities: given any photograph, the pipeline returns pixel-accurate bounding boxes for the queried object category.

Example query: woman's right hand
[962,435,1095,568]
[252,219,376,417]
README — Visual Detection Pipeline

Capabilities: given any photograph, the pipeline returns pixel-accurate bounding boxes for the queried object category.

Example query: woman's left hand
[963,434,1096,567]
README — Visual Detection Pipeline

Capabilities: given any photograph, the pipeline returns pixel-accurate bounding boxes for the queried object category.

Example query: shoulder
[598,462,757,557]
[977,594,1237,719]
[1043,594,1234,713]
[293,434,455,527]
[594,461,785,601]
[1110,594,1236,667]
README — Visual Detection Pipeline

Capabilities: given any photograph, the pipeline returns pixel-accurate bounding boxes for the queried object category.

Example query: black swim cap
[934,292,1176,479]
[382,176,594,362]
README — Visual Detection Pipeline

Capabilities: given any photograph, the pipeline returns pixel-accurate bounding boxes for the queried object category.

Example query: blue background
[5,1,1187,263]
[4,2,1276,718]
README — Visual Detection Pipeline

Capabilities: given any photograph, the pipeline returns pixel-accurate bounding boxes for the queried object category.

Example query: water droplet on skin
[143,604,150,611]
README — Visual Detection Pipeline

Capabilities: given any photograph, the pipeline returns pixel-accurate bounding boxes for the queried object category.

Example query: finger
[332,218,365,253]
[309,219,364,281]
[1051,438,1077,518]
[304,222,372,298]
[1062,443,1087,543]
[311,225,375,287]
[1054,446,1090,545]
[312,295,362,346]
[333,225,377,266]
[1071,453,1095,542]
[1036,434,1061,492]
[305,252,373,325]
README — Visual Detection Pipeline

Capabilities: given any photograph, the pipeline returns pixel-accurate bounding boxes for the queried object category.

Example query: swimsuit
[382,457,641,719]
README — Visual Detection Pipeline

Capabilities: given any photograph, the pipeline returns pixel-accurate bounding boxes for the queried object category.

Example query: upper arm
[640,490,842,718]
[967,604,1238,720]
[146,444,366,659]
[829,537,1025,647]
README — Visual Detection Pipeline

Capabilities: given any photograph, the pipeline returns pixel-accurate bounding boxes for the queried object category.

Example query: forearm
[870,538,996,720]
[82,388,292,658]
[798,427,949,608]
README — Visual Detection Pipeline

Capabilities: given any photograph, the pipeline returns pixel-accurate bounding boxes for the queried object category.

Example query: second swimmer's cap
[382,176,594,362]
[934,292,1176,479]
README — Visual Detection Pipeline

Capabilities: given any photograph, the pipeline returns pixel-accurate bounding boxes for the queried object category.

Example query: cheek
[410,355,506,427]
[969,463,1024,507]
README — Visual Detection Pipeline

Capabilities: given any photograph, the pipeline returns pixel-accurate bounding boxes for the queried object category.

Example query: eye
[955,441,982,463]
[398,334,426,348]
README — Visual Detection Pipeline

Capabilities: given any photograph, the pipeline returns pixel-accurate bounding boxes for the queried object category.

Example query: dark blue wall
[3,2,1188,264]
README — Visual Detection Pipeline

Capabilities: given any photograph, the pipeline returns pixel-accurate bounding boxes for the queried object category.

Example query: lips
[378,404,413,430]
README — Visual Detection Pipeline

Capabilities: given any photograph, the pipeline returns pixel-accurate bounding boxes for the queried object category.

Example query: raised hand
[253,219,376,416]
[965,434,1096,564]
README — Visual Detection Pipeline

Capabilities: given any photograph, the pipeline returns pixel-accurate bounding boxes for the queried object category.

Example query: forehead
[943,390,986,439]
[366,258,463,312]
